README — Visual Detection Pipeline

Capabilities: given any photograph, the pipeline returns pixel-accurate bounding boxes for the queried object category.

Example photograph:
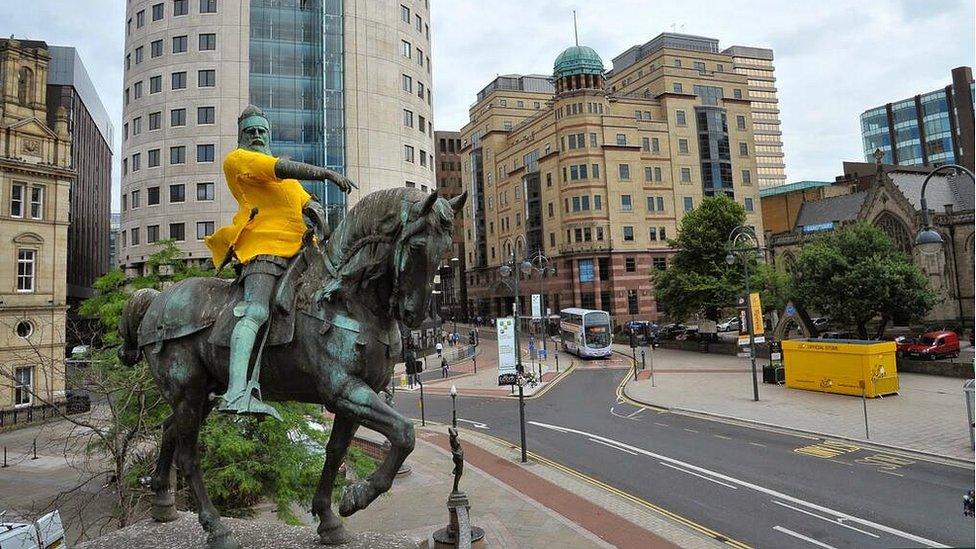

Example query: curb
[620,379,974,468]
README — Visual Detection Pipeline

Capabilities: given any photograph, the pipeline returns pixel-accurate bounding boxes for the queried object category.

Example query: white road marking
[659,462,738,490]
[528,420,949,548]
[588,438,639,455]
[713,434,732,440]
[625,408,646,419]
[653,422,669,427]
[456,418,490,430]
[773,526,839,549]
[771,500,879,538]
[609,406,641,421]
[683,428,699,433]
[749,442,766,447]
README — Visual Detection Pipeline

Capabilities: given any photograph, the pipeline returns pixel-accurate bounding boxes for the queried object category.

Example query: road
[393,365,974,548]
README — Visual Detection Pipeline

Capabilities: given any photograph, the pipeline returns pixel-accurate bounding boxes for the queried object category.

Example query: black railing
[0,395,90,430]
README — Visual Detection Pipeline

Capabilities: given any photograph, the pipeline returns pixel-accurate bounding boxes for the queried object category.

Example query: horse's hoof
[207,529,242,549]
[151,502,179,523]
[338,482,365,517]
[319,523,354,545]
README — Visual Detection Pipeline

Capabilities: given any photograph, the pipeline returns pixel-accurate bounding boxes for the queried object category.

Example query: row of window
[123,144,215,175]
[122,182,214,210]
[126,33,216,71]
[399,4,430,40]
[400,74,432,106]
[402,109,433,136]
[400,39,431,75]
[403,145,433,169]
[498,98,544,110]
[122,221,215,246]
[124,106,215,140]
[127,0,217,35]
[8,183,44,220]
[125,69,216,106]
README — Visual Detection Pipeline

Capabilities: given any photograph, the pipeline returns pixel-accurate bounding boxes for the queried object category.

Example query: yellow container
[781,339,898,398]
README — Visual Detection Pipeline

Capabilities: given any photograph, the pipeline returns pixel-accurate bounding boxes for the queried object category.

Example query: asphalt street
[393,366,975,548]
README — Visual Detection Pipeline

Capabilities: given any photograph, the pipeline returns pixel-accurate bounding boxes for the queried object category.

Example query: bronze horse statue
[118,188,465,548]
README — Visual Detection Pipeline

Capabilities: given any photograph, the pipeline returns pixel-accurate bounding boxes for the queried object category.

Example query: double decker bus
[559,308,613,358]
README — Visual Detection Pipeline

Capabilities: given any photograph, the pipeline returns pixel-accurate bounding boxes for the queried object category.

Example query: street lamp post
[726,225,766,402]
[523,251,555,357]
[450,384,458,428]
[500,253,529,463]
[914,164,975,254]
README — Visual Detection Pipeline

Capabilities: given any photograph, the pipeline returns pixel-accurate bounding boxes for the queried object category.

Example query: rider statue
[205,105,355,418]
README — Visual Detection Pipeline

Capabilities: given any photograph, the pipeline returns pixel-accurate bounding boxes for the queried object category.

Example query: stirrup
[216,383,282,421]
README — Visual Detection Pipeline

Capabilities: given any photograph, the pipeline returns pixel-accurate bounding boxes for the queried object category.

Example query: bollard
[641,349,646,371]
[2,446,6,468]
[32,438,38,460]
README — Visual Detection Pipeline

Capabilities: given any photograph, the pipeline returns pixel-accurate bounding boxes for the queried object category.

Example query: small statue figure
[449,426,464,494]
[205,105,356,418]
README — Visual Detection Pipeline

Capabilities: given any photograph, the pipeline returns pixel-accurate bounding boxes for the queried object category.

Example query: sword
[214,207,259,276]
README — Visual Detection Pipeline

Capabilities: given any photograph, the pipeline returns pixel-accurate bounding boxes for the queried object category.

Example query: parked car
[811,317,830,332]
[880,335,912,356]
[0,510,65,549]
[658,323,687,339]
[717,317,741,332]
[903,330,960,360]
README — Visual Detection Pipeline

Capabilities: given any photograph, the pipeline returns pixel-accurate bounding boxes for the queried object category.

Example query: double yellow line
[471,430,751,549]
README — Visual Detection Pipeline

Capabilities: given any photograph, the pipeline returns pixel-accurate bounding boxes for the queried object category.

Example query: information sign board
[496,317,517,385]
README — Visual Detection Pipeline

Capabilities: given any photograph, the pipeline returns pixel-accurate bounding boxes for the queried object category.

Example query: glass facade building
[860,67,975,169]
[249,0,346,220]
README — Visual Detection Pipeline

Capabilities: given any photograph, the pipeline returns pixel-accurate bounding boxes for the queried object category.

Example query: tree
[790,222,935,339]
[654,195,774,321]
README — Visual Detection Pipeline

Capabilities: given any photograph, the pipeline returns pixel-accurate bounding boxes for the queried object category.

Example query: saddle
[137,245,315,352]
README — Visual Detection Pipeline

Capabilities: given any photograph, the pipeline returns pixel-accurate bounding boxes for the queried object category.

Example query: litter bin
[781,339,898,397]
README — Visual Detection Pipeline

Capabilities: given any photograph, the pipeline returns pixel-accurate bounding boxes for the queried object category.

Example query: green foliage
[751,263,792,314]
[80,241,352,521]
[790,222,936,338]
[655,195,756,321]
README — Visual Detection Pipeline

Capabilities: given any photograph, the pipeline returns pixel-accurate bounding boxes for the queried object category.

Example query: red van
[904,330,960,360]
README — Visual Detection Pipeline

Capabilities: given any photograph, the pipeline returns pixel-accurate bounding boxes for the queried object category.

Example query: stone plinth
[76,513,418,549]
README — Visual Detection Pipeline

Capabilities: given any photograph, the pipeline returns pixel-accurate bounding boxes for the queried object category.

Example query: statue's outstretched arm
[274,158,357,193]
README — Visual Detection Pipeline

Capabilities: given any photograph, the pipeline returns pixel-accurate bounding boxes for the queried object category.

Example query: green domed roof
[553,45,604,79]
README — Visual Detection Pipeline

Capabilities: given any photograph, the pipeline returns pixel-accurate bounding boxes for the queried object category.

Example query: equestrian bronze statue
[118,106,465,548]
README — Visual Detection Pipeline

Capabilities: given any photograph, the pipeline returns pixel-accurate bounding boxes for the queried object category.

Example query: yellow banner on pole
[749,292,764,334]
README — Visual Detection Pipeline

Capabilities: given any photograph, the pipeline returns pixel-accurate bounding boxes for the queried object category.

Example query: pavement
[615,343,975,460]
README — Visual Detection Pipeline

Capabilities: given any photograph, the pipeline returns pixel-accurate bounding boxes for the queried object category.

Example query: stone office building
[434,130,466,321]
[460,33,767,324]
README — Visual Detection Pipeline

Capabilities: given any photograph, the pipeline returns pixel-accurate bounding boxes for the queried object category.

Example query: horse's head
[393,191,466,327]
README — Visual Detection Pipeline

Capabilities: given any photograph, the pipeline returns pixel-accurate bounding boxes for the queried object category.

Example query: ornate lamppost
[522,250,555,356]
[726,225,766,402]
[499,252,530,463]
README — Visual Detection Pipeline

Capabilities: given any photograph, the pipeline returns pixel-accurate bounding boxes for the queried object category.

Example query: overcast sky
[4,1,974,210]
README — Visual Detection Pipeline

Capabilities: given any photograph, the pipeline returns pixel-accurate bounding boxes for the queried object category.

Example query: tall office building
[119,0,435,273]
[460,34,764,322]
[434,130,465,321]
[724,46,785,188]
[860,66,975,172]
[46,46,114,310]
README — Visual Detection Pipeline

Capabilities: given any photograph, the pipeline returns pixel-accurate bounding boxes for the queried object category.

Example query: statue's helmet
[238,104,269,132]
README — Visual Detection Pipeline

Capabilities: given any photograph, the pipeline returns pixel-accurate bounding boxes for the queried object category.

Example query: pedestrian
[436,341,443,358]
[441,357,449,379]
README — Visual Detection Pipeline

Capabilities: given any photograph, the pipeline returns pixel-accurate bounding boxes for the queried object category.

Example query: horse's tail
[118,288,159,366]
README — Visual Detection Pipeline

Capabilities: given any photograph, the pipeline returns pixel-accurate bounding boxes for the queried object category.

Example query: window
[676,110,687,125]
[653,257,667,270]
[625,257,636,272]
[401,40,411,58]
[415,14,422,32]
[171,108,186,126]
[198,69,215,87]
[621,194,633,211]
[132,116,142,135]
[170,145,186,164]
[652,137,660,153]
[628,289,639,314]
[196,221,215,239]
[741,170,752,185]
[148,148,160,167]
[400,4,410,22]
[739,142,749,156]
[131,189,141,208]
[404,145,415,162]
[744,197,754,212]
[10,183,24,217]
[172,35,187,53]
[13,366,32,406]
[680,167,691,182]
[199,33,216,50]
[416,48,423,65]
[133,80,143,98]
[152,3,164,20]
[420,150,428,167]
[197,182,214,201]
[197,106,215,124]
[592,164,600,179]
[171,71,187,89]
[623,226,634,241]
[197,144,215,162]
[683,197,694,211]
[401,74,412,92]
[616,133,627,145]
[148,186,160,205]
[678,138,689,154]
[174,0,188,15]
[417,81,425,99]
[403,109,413,127]
[642,137,650,152]
[170,222,185,241]
[147,225,160,243]
[618,164,631,180]
[131,152,141,172]
[199,0,217,13]
[150,75,162,93]
[148,111,161,130]
[673,82,683,93]
[733,88,742,99]
[736,115,746,131]
[660,227,667,240]
[594,194,602,210]
[151,40,163,57]
[170,183,186,203]
[136,9,145,27]
[28,186,43,220]
[644,167,653,181]
[572,196,581,212]
[131,227,141,245]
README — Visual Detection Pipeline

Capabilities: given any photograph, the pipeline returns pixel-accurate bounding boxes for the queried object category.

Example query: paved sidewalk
[617,344,975,460]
